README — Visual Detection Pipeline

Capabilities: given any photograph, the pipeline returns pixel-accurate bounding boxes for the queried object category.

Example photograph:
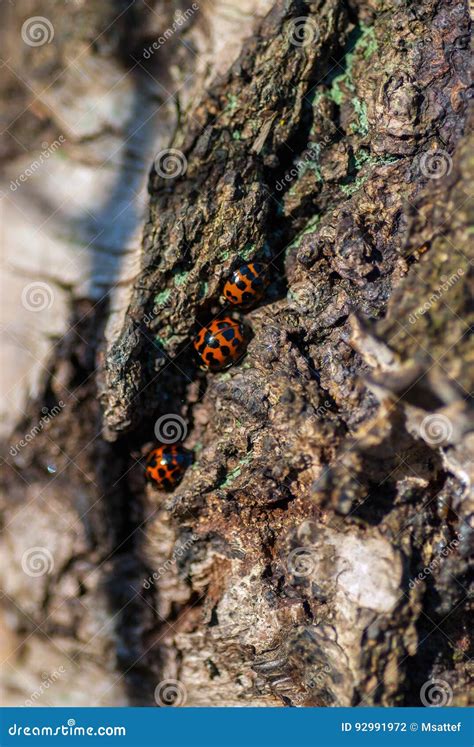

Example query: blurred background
[0,0,270,706]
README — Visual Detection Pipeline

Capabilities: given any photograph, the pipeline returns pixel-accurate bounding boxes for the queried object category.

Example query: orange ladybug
[223,262,268,307]
[194,317,247,370]
[145,444,193,490]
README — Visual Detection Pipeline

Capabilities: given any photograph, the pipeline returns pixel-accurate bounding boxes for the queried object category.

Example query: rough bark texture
[1,0,472,707]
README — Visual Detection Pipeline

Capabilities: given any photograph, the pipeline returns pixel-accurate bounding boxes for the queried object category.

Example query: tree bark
[1,0,472,707]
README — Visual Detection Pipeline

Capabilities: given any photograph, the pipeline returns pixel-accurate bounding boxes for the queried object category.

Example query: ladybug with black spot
[194,316,247,370]
[222,262,269,307]
[145,444,193,490]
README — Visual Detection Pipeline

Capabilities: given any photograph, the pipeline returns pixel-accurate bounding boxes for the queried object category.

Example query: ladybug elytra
[194,317,247,370]
[223,262,268,307]
[145,444,193,490]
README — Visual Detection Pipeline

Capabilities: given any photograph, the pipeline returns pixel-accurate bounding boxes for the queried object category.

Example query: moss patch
[286,215,321,254]
[351,99,369,136]
[339,150,399,195]
[221,453,254,488]
[225,93,239,113]
[173,271,189,287]
[241,243,257,260]
[328,23,378,107]
[154,289,171,307]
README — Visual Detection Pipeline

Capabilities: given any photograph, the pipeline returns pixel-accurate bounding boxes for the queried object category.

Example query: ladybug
[222,262,268,307]
[194,317,247,370]
[145,444,193,490]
